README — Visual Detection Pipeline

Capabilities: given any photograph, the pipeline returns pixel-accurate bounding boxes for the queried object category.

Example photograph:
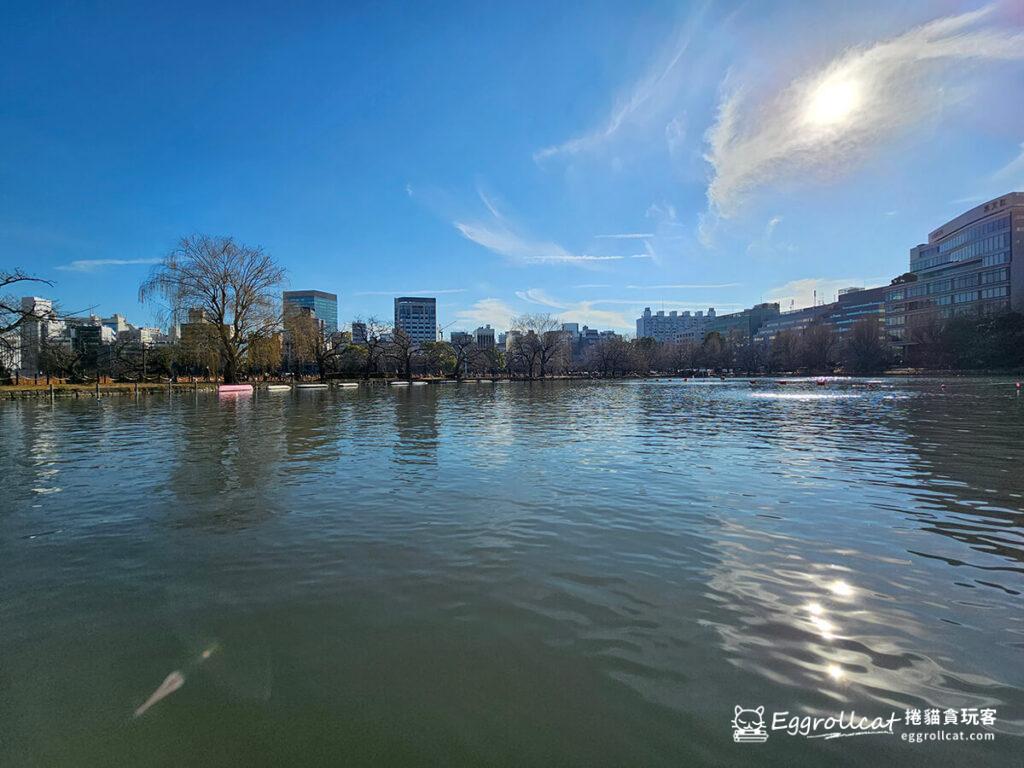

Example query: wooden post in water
[49,382,54,404]
[95,378,100,398]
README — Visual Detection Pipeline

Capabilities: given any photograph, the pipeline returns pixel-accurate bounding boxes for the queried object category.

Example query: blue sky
[2,0,1022,333]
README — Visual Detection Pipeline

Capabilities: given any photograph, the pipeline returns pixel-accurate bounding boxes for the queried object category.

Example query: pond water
[1,377,1022,766]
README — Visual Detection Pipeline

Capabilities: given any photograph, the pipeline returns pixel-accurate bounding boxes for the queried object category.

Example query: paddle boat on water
[390,380,410,387]
[338,382,359,388]
[266,384,291,392]
[218,384,253,397]
[296,383,329,390]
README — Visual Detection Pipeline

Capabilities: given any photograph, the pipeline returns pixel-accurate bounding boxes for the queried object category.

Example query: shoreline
[3,371,1022,400]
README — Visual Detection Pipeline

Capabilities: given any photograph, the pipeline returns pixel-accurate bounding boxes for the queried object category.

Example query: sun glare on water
[805,76,862,126]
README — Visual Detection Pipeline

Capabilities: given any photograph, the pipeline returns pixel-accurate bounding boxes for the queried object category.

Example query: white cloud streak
[354,289,466,296]
[534,9,706,161]
[705,5,1024,215]
[992,141,1024,184]
[593,233,654,240]
[514,288,566,309]
[56,258,159,272]
[625,282,741,290]
[454,191,623,267]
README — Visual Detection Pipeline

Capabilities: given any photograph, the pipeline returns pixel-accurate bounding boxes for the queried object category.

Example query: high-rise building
[18,297,58,373]
[886,192,1021,360]
[351,322,367,345]
[474,325,495,349]
[283,290,338,335]
[394,296,438,344]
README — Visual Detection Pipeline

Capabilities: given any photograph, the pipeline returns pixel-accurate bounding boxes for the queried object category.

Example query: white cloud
[593,232,654,240]
[455,298,518,329]
[558,302,633,331]
[355,288,466,296]
[745,215,796,256]
[665,114,687,156]
[534,11,705,161]
[454,191,623,267]
[765,277,864,311]
[56,258,159,272]
[705,6,1024,214]
[514,288,566,309]
[992,141,1024,184]
[625,283,740,290]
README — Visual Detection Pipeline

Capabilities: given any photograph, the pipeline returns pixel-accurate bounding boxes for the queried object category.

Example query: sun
[805,76,862,127]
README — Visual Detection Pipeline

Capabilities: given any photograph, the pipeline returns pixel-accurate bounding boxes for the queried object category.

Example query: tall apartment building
[394,296,438,344]
[283,290,338,335]
[636,307,715,342]
[886,192,1022,359]
[18,296,60,373]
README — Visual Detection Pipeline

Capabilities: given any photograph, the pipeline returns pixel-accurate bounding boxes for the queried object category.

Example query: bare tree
[448,335,478,379]
[586,337,632,376]
[842,318,890,373]
[386,327,419,380]
[1,270,54,373]
[354,316,391,380]
[139,235,285,384]
[799,321,837,372]
[511,313,563,378]
[769,330,800,373]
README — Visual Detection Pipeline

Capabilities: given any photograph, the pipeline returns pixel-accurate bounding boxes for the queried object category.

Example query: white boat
[411,381,427,386]
[296,383,329,389]
[266,384,291,392]
[390,381,410,386]
[477,379,493,384]
[338,382,359,388]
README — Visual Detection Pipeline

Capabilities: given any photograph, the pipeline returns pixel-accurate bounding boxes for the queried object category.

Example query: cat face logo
[732,705,768,743]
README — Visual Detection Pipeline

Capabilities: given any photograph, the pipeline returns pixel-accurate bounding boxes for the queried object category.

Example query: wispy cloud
[593,232,654,240]
[454,190,622,267]
[992,141,1024,184]
[455,298,517,330]
[514,288,566,309]
[354,289,466,296]
[746,215,796,256]
[591,299,743,308]
[765,277,862,310]
[534,9,706,162]
[56,258,159,272]
[625,282,740,290]
[705,6,1024,215]
[574,283,612,289]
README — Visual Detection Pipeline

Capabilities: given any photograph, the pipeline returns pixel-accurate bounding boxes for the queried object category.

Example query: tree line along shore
[5,234,1024,390]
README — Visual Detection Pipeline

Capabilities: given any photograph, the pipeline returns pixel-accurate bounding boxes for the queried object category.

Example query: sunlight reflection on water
[1,377,1022,766]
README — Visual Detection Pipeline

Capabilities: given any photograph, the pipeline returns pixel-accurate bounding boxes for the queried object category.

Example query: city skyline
[2,2,1024,333]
